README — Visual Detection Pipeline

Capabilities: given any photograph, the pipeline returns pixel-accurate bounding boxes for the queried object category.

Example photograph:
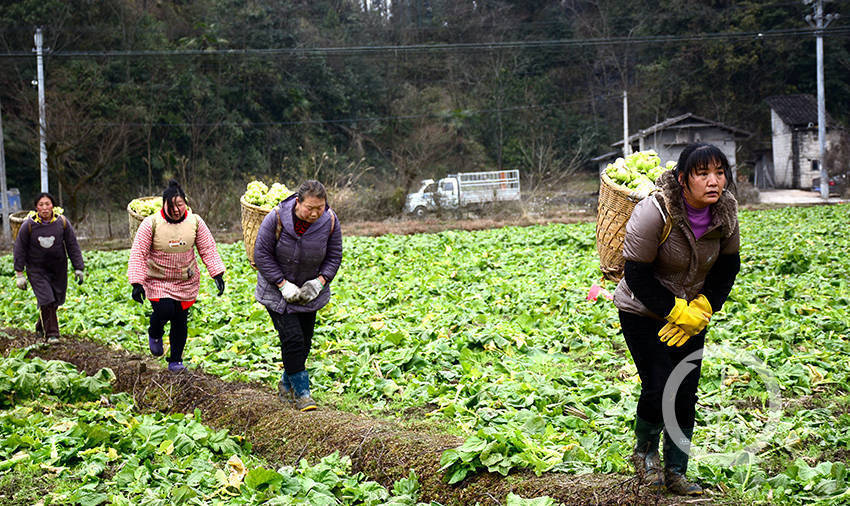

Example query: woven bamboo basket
[9,210,30,241]
[127,196,160,244]
[240,195,272,266]
[595,173,651,282]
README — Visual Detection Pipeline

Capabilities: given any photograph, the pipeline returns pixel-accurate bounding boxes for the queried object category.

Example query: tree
[386,84,487,193]
[38,73,140,222]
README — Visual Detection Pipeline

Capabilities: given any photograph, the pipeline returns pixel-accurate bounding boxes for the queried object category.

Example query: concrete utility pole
[622,90,631,156]
[34,27,48,193]
[0,101,10,242]
[804,0,839,199]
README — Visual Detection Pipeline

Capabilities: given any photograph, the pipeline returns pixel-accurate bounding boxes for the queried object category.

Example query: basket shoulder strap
[650,196,673,246]
[274,206,283,241]
[660,215,672,245]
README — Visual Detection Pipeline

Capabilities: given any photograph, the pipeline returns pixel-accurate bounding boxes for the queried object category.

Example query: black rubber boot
[663,427,703,496]
[630,417,664,490]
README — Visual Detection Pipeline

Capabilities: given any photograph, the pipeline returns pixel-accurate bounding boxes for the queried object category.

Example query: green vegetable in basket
[605,149,674,194]
[128,197,163,217]
[242,180,293,209]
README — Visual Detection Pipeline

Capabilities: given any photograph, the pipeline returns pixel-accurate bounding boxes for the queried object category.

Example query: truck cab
[404,177,460,216]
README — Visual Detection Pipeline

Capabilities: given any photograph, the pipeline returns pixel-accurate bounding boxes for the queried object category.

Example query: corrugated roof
[611,113,751,147]
[764,94,833,127]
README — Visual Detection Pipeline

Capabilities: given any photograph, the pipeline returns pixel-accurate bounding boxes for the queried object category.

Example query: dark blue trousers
[267,309,316,374]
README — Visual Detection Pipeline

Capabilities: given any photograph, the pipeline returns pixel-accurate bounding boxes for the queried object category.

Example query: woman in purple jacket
[13,192,85,343]
[253,180,342,412]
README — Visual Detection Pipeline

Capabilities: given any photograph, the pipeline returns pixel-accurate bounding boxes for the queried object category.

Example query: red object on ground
[587,284,613,302]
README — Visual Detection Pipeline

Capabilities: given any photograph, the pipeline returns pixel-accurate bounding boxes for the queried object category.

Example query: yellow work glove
[658,322,691,347]
[688,294,713,321]
[664,297,710,336]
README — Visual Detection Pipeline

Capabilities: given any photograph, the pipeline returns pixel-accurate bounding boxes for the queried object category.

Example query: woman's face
[294,195,326,223]
[165,196,187,220]
[36,197,54,221]
[680,162,726,209]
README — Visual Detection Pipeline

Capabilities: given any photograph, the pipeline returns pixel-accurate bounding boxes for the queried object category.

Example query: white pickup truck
[404,170,521,216]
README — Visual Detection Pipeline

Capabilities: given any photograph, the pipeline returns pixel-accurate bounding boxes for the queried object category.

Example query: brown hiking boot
[295,395,317,412]
[631,449,664,490]
[664,470,703,496]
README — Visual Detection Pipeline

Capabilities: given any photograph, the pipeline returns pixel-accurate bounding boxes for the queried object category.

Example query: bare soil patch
[1,327,707,505]
[339,208,594,238]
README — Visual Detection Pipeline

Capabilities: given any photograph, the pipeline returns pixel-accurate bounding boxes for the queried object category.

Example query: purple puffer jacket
[253,195,342,314]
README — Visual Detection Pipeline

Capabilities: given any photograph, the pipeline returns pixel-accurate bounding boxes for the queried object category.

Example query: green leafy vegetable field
[1,203,848,504]
[0,353,438,505]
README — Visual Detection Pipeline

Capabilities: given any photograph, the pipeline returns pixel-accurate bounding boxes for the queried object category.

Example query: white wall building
[764,94,840,189]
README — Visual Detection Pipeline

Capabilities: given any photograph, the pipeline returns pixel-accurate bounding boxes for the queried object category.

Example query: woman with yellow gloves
[613,143,740,495]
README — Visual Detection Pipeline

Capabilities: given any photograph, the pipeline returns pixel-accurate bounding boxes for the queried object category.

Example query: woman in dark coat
[13,192,85,342]
[613,143,740,495]
[253,180,342,412]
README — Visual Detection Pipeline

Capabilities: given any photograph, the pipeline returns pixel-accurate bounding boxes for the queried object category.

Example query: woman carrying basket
[253,180,342,412]
[128,180,226,373]
[13,192,85,342]
[613,143,740,495]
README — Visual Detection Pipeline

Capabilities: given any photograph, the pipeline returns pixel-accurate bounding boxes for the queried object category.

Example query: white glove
[15,272,27,291]
[279,281,301,302]
[74,269,85,285]
[298,278,324,303]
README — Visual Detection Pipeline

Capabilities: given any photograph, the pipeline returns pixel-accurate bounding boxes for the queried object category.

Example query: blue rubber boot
[167,361,186,373]
[149,336,164,357]
[289,371,317,412]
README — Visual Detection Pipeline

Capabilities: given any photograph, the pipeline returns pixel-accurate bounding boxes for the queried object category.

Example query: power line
[0,26,847,59]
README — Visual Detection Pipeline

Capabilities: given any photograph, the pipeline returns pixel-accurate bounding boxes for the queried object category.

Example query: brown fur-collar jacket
[613,170,740,319]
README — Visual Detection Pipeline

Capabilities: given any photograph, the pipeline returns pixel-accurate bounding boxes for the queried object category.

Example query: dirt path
[1,328,698,505]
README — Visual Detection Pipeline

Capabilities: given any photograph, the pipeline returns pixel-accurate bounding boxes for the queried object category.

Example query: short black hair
[162,179,187,206]
[675,143,730,189]
[33,192,56,208]
[296,180,327,202]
